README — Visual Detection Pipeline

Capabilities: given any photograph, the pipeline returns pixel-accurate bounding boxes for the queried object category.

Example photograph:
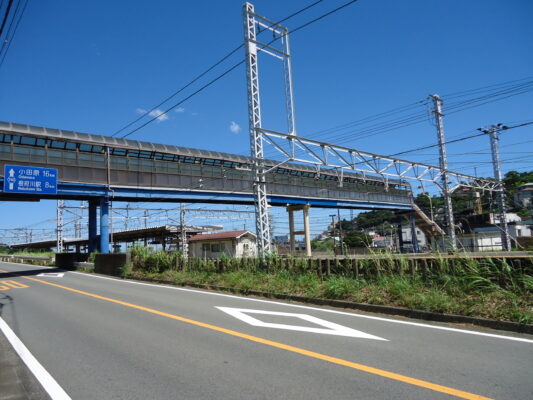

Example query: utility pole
[180,204,188,258]
[56,200,64,253]
[430,94,456,251]
[143,210,148,246]
[111,203,115,252]
[330,214,337,253]
[125,203,130,231]
[479,124,512,251]
[337,208,344,255]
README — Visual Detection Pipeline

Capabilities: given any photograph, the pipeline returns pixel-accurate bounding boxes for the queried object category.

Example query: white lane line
[37,273,65,278]
[1,263,530,344]
[0,316,72,400]
[66,270,533,344]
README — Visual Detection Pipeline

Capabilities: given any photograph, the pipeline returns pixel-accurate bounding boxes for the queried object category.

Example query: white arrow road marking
[37,273,64,278]
[217,307,387,340]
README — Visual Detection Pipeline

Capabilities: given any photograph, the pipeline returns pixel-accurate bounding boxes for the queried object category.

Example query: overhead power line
[441,76,533,99]
[0,0,28,69]
[273,77,533,157]
[118,0,360,139]
[388,121,532,157]
[0,0,18,54]
[0,0,13,38]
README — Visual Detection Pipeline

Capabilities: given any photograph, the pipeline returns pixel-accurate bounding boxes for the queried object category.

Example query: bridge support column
[397,214,404,253]
[303,205,311,257]
[286,204,312,257]
[88,199,98,253]
[288,208,295,253]
[99,198,110,254]
[410,211,420,253]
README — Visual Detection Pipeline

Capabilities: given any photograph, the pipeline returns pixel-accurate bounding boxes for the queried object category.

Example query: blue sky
[0,0,532,242]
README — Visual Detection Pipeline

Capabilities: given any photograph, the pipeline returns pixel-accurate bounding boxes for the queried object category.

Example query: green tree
[311,238,334,251]
[343,231,372,248]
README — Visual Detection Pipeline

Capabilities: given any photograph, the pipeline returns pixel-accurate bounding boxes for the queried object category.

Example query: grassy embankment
[120,246,532,324]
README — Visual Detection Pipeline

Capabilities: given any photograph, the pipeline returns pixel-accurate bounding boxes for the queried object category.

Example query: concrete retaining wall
[94,253,130,276]
[55,253,89,270]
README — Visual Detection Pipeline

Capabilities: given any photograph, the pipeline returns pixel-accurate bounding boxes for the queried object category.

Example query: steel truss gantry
[243,2,297,257]
[261,128,498,193]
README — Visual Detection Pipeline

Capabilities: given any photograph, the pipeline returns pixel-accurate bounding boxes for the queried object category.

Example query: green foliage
[323,276,359,299]
[0,250,55,258]
[88,251,99,263]
[504,170,533,195]
[311,238,334,251]
[119,262,133,278]
[352,210,396,230]
[129,245,182,273]
[517,207,532,219]
[343,231,372,248]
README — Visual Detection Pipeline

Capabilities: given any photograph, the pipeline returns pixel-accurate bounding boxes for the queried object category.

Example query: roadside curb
[120,274,533,335]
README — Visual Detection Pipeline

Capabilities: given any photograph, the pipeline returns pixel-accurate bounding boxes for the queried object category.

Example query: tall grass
[124,249,532,324]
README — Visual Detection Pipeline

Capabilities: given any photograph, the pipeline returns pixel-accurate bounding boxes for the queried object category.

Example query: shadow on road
[0,293,13,317]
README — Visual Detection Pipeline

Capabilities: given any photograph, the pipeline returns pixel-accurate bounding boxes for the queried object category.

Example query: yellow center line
[7,270,493,400]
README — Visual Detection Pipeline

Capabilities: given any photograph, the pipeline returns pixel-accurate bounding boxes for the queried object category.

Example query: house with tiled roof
[188,230,257,258]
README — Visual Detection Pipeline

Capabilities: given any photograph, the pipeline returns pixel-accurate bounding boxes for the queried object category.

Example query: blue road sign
[3,165,58,195]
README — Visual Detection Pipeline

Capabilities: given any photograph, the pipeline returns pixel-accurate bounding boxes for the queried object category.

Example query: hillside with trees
[326,170,532,248]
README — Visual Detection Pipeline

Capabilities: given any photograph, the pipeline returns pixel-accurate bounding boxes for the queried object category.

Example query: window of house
[211,243,223,252]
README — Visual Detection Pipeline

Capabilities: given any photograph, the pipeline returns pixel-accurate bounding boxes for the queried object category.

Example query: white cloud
[149,109,169,122]
[175,107,185,113]
[135,108,169,122]
[229,121,241,134]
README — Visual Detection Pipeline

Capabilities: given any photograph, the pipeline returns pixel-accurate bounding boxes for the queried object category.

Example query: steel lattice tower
[243,2,297,257]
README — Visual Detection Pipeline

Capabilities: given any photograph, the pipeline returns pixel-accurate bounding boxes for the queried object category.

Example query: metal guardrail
[0,254,53,262]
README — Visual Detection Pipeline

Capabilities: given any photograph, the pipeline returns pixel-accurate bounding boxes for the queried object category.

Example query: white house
[456,224,531,251]
[400,226,428,250]
[456,231,502,251]
[188,230,257,258]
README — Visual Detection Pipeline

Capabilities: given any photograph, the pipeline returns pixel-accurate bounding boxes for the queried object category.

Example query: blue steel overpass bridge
[0,121,413,253]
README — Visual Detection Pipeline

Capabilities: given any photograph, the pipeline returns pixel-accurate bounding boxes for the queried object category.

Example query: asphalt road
[0,261,532,400]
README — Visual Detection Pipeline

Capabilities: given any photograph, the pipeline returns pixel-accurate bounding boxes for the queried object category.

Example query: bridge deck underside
[0,179,412,210]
